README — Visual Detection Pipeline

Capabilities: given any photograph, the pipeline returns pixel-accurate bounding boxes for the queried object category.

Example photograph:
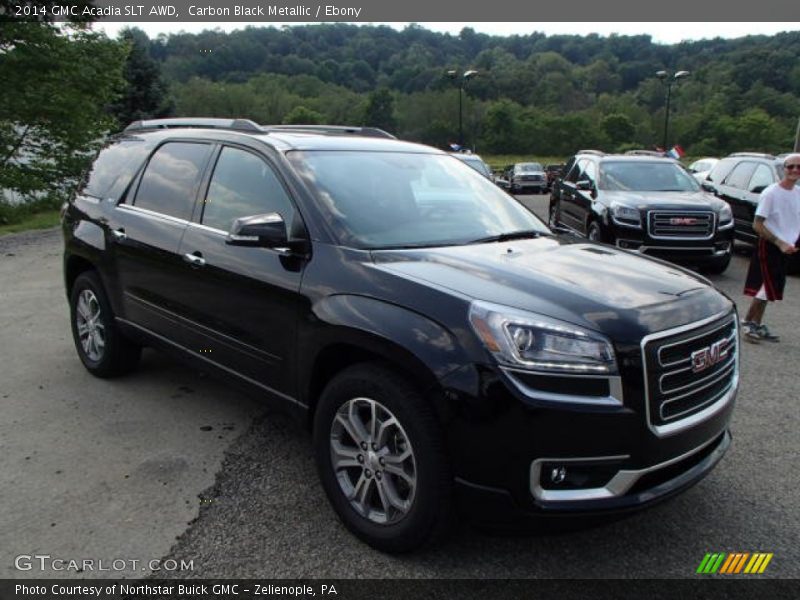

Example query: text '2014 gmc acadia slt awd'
[63,119,739,552]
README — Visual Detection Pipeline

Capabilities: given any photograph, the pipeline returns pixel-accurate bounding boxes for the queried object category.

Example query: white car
[688,157,719,183]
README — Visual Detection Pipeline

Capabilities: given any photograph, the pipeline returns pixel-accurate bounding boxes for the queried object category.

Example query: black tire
[313,363,452,553]
[587,220,606,243]
[702,254,732,275]
[69,271,141,378]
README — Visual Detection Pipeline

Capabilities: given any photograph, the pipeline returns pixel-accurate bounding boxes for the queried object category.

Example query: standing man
[741,153,800,343]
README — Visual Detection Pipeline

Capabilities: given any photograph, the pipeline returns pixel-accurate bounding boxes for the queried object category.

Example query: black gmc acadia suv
[63,119,739,552]
[549,152,735,274]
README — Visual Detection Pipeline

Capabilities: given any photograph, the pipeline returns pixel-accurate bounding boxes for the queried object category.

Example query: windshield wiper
[466,230,548,245]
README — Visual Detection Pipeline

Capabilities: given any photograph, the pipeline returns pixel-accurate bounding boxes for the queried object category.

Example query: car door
[110,140,214,339]
[574,159,598,234]
[173,144,306,399]
[558,159,586,231]
[718,161,757,241]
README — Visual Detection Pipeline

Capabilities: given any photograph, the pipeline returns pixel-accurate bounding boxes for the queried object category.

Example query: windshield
[288,151,549,249]
[518,163,543,172]
[459,156,492,178]
[599,161,701,192]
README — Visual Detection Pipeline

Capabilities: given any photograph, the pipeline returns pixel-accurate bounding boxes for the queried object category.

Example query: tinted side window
[81,139,150,200]
[565,160,584,183]
[723,162,757,190]
[707,159,737,184]
[133,142,212,220]
[202,146,294,232]
[748,164,775,193]
[582,160,597,184]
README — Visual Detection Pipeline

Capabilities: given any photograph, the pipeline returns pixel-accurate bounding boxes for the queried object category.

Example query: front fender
[299,294,468,402]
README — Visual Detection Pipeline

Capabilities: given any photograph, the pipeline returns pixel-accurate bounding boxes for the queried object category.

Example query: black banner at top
[0,0,797,22]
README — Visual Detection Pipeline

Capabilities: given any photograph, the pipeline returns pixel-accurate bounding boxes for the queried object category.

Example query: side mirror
[226,213,289,249]
[701,181,715,193]
[750,185,766,194]
[576,179,594,191]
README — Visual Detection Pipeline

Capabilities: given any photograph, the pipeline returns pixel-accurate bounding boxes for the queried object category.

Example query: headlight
[610,202,641,228]
[718,203,733,227]
[469,301,617,374]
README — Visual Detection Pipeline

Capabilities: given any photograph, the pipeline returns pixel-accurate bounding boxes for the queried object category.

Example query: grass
[0,209,61,236]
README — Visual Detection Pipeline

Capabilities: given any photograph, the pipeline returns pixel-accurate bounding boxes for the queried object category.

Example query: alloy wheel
[330,397,417,525]
[75,289,105,362]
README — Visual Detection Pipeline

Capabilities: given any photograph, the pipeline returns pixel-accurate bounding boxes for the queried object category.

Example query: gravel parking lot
[1,197,798,580]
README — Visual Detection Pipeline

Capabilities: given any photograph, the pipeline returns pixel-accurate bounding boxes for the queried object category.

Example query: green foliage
[156,25,800,156]
[109,27,174,129]
[0,22,127,203]
[363,88,397,133]
[282,106,324,125]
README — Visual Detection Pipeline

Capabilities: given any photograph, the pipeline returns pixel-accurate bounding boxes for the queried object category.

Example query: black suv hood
[603,190,727,211]
[372,236,731,341]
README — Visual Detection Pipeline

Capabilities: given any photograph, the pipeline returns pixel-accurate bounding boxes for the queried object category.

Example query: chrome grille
[642,313,738,436]
[648,211,714,239]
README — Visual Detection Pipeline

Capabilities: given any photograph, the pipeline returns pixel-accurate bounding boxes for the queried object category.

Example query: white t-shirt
[755,183,800,246]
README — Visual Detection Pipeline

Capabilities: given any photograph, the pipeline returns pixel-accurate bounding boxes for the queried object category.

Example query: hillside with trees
[146,24,800,156]
[3,20,800,219]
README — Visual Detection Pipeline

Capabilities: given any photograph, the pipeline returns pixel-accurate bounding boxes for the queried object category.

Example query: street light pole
[655,70,690,151]
[447,69,478,148]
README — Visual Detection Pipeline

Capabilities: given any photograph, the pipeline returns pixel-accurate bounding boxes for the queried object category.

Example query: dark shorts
[744,239,786,301]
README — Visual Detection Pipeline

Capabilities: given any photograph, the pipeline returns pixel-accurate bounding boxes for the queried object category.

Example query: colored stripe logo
[697,552,773,574]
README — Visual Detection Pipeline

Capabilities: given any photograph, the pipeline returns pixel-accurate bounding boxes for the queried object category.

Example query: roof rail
[124,118,263,133]
[728,152,776,159]
[623,150,665,157]
[264,125,396,139]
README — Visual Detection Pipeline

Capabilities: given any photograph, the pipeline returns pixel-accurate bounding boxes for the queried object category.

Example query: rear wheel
[69,271,141,378]
[313,363,452,553]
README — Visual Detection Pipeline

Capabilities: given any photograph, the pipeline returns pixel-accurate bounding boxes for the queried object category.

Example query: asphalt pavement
[1,200,798,581]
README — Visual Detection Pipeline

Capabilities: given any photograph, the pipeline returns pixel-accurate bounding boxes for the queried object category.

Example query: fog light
[550,466,567,484]
[539,460,622,490]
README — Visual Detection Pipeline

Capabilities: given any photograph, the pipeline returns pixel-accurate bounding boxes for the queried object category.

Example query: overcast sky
[95,21,800,44]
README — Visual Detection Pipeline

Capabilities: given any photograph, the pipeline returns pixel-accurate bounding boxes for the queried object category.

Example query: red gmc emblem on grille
[670,217,697,225]
[691,338,731,373]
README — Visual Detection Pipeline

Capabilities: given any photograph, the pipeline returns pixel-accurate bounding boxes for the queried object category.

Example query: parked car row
[549,151,735,273]
[63,119,739,552]
[697,152,799,272]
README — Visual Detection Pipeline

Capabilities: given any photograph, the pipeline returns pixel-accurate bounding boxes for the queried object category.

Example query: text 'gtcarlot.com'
[14,554,194,572]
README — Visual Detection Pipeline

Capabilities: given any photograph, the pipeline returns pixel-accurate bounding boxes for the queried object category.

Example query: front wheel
[548,203,560,229]
[313,363,452,553]
[587,220,606,243]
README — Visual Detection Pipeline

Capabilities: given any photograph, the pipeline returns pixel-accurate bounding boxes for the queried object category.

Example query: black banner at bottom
[1,579,798,600]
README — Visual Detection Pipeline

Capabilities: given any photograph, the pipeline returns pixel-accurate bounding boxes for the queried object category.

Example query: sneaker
[742,322,762,344]
[757,324,780,342]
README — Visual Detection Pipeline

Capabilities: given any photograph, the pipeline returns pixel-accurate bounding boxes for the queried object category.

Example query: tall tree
[0,18,126,203]
[363,88,397,133]
[110,28,174,129]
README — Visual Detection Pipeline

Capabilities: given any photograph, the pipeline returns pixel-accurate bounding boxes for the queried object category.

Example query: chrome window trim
[116,203,190,227]
[187,221,227,236]
[502,367,624,407]
[529,433,721,503]
[640,311,738,438]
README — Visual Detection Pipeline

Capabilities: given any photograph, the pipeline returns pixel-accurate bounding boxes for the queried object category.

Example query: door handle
[183,252,206,267]
[111,228,127,242]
